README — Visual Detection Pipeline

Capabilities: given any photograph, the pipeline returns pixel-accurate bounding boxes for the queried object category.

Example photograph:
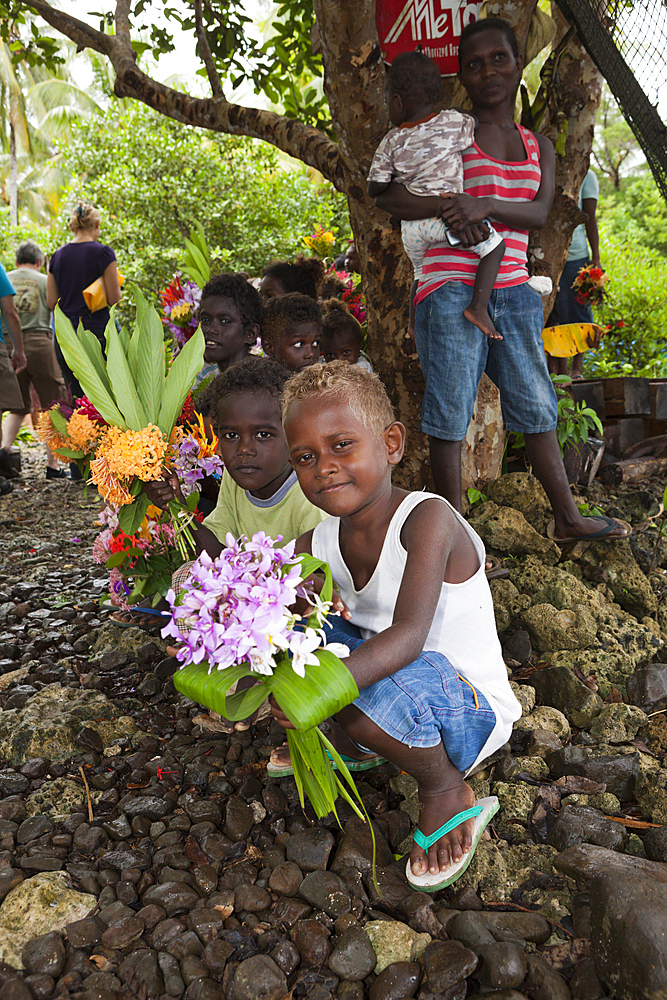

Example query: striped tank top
[414,124,542,303]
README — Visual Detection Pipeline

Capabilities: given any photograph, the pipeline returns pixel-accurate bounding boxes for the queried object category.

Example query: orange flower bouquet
[51,288,206,552]
[572,264,608,307]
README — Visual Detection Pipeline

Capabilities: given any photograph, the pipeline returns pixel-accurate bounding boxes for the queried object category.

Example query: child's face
[217,390,291,500]
[320,330,361,365]
[273,322,321,372]
[201,295,255,367]
[284,396,404,518]
[260,274,286,306]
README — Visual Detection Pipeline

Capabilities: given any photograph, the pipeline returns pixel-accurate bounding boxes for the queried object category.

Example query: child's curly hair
[261,292,321,353]
[261,254,325,300]
[282,361,394,438]
[200,273,263,332]
[198,356,289,427]
[387,51,441,105]
[320,299,363,350]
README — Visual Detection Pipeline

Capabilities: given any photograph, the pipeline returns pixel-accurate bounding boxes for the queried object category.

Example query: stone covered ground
[1,443,667,1000]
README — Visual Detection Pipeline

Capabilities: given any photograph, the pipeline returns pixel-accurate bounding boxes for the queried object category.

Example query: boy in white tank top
[269,361,520,892]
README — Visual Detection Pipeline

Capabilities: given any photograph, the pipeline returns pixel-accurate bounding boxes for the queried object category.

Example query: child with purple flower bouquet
[269,361,521,891]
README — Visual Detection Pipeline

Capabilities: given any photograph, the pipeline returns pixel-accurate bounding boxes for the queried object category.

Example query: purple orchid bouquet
[164,532,369,822]
[171,435,223,498]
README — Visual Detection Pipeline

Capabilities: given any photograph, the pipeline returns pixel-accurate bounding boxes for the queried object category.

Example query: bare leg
[429,437,463,512]
[546,353,568,377]
[524,430,629,539]
[463,243,505,340]
[569,352,584,379]
[0,411,23,449]
[337,704,475,875]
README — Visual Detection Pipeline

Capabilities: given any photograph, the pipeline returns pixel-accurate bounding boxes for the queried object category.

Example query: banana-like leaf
[55,308,127,428]
[107,328,148,431]
[173,661,262,719]
[134,292,166,425]
[157,327,205,435]
[78,325,114,396]
[117,490,150,535]
[51,446,86,459]
[269,648,358,731]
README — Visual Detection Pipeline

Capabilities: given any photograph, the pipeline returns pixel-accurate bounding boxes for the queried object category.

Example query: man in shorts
[1,241,66,479]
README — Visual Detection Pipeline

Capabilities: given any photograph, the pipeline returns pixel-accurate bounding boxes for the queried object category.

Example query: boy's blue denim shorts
[324,617,496,773]
[414,280,558,440]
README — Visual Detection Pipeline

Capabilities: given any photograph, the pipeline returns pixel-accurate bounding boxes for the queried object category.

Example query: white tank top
[312,492,521,769]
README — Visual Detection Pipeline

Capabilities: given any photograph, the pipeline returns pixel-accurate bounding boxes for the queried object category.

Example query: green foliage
[512,376,602,457]
[597,173,667,258]
[56,101,347,300]
[582,236,667,378]
[466,487,489,506]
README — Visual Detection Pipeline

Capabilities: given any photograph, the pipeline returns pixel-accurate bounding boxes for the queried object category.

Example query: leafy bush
[582,237,667,378]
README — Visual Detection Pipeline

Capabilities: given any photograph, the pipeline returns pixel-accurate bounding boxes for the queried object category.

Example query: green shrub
[582,237,667,378]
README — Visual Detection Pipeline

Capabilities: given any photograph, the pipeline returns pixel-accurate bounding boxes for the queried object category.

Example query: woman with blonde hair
[47,203,122,398]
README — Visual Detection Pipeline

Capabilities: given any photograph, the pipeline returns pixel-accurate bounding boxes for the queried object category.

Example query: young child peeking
[320,299,373,372]
[146,357,327,563]
[199,272,262,376]
[270,362,520,890]
[367,50,505,340]
[261,292,321,372]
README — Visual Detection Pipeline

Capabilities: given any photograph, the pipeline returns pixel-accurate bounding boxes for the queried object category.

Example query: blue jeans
[324,616,496,773]
[414,280,558,439]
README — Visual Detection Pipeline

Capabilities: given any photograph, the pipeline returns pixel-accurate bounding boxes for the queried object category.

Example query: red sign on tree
[376,0,482,77]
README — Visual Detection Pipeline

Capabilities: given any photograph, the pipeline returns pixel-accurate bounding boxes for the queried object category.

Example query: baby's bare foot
[410,780,476,876]
[464,304,502,340]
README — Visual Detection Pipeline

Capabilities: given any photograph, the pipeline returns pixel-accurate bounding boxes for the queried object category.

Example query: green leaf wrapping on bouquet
[54,308,127,428]
[49,409,68,435]
[158,328,205,435]
[296,553,334,604]
[173,661,267,720]
[117,491,150,535]
[52,447,86,459]
[269,648,358,730]
[133,288,166,425]
[106,551,128,569]
[107,325,148,431]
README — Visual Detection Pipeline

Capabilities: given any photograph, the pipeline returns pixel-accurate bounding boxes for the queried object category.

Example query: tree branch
[23,0,114,56]
[21,0,344,190]
[194,0,223,99]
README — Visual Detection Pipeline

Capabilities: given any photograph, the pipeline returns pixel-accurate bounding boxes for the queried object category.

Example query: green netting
[555,0,667,202]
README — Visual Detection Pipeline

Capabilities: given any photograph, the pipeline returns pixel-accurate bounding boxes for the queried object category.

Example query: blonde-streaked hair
[69,203,100,233]
[282,360,395,437]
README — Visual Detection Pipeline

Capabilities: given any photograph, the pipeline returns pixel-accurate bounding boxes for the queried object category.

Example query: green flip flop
[266,748,387,778]
[405,795,499,892]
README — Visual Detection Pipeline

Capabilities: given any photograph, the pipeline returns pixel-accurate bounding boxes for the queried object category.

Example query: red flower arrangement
[571,264,608,307]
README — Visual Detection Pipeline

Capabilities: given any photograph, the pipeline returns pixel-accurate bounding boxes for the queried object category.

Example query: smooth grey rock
[554,844,667,886]
[422,939,477,993]
[475,911,551,944]
[644,825,667,863]
[299,871,351,918]
[328,926,376,981]
[21,931,65,978]
[449,911,495,949]
[591,871,667,1000]
[234,954,286,1000]
[547,804,628,853]
[525,955,570,1000]
[286,828,335,873]
[368,961,421,1000]
[477,941,527,990]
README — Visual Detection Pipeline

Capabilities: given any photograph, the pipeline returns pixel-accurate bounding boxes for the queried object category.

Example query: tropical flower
[36,410,70,453]
[302,225,337,258]
[96,424,167,483]
[159,276,202,347]
[572,264,608,307]
[66,411,103,453]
